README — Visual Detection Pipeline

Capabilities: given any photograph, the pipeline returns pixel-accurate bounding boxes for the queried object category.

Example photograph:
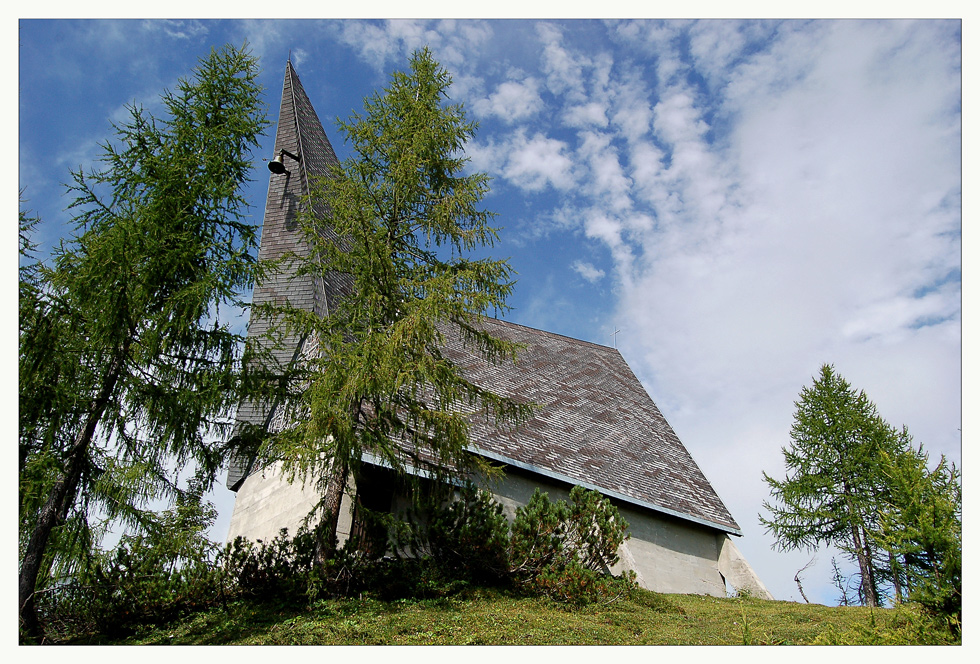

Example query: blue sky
[17,17,963,607]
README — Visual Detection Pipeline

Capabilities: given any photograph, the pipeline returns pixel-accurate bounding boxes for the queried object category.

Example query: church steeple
[226,61,344,490]
[254,60,342,314]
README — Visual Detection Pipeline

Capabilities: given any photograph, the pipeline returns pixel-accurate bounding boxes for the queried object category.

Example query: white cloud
[571,260,606,283]
[239,20,301,65]
[647,86,736,231]
[609,73,655,144]
[141,19,208,40]
[563,101,608,128]
[582,210,636,285]
[463,138,503,177]
[509,203,584,245]
[536,22,587,100]
[474,78,544,123]
[500,130,577,192]
[653,90,709,145]
[378,19,434,54]
[330,19,432,71]
[583,211,622,247]
[688,20,774,93]
[608,19,692,86]
[575,131,632,212]
[424,19,495,69]
[621,19,960,402]
[627,142,669,209]
[467,126,578,194]
[331,19,495,71]
[331,21,403,70]
[840,284,960,343]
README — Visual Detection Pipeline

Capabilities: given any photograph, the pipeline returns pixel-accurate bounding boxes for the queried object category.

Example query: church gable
[224,59,774,600]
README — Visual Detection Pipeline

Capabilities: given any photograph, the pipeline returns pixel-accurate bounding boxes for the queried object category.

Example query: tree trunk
[860,524,881,607]
[794,570,809,604]
[19,356,121,640]
[890,551,903,604]
[313,397,362,562]
[842,482,877,608]
[314,456,349,564]
[19,451,83,639]
[848,523,877,608]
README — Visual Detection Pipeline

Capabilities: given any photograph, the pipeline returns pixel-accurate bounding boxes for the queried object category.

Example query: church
[225,60,772,600]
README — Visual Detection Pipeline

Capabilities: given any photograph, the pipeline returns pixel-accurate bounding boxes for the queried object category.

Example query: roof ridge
[482,316,622,355]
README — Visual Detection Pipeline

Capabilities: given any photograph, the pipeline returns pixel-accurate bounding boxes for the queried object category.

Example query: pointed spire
[226,61,345,490]
[284,61,341,201]
[255,60,341,297]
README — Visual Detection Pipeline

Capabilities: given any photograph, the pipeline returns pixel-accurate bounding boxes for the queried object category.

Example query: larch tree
[874,439,961,627]
[19,44,267,638]
[760,364,905,608]
[253,48,533,550]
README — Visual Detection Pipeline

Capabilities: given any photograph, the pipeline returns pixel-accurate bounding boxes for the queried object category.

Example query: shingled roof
[228,61,740,536]
[442,319,741,535]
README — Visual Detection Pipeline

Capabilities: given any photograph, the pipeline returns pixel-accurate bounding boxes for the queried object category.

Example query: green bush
[219,526,393,602]
[35,488,226,640]
[391,482,511,586]
[811,605,960,645]
[874,447,961,633]
[361,482,635,605]
[220,528,318,599]
[35,482,638,641]
[509,486,634,604]
[509,489,566,578]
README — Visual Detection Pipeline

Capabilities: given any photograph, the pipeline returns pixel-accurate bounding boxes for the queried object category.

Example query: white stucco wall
[717,534,774,599]
[612,502,726,596]
[480,470,729,597]
[225,461,355,546]
[227,463,767,600]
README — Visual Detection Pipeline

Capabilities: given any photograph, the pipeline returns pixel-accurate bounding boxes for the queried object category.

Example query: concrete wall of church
[717,534,774,599]
[225,462,355,546]
[479,470,728,597]
[228,464,742,599]
[612,502,726,596]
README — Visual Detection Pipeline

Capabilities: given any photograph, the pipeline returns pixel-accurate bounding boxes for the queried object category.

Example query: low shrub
[810,605,960,645]
[34,487,225,640]
[509,486,635,604]
[34,481,638,642]
[221,484,637,606]
[390,482,511,587]
[220,528,318,600]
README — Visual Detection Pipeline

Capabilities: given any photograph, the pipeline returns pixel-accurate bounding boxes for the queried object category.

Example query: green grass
[64,587,958,645]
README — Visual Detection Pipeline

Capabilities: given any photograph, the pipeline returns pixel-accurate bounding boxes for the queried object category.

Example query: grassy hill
[66,587,957,645]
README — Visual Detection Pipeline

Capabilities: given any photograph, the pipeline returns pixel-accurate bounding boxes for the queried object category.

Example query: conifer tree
[875,441,961,627]
[19,44,267,638]
[760,364,904,607]
[256,48,533,549]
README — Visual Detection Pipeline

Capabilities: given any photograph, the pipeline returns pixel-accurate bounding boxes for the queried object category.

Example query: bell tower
[225,60,346,491]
